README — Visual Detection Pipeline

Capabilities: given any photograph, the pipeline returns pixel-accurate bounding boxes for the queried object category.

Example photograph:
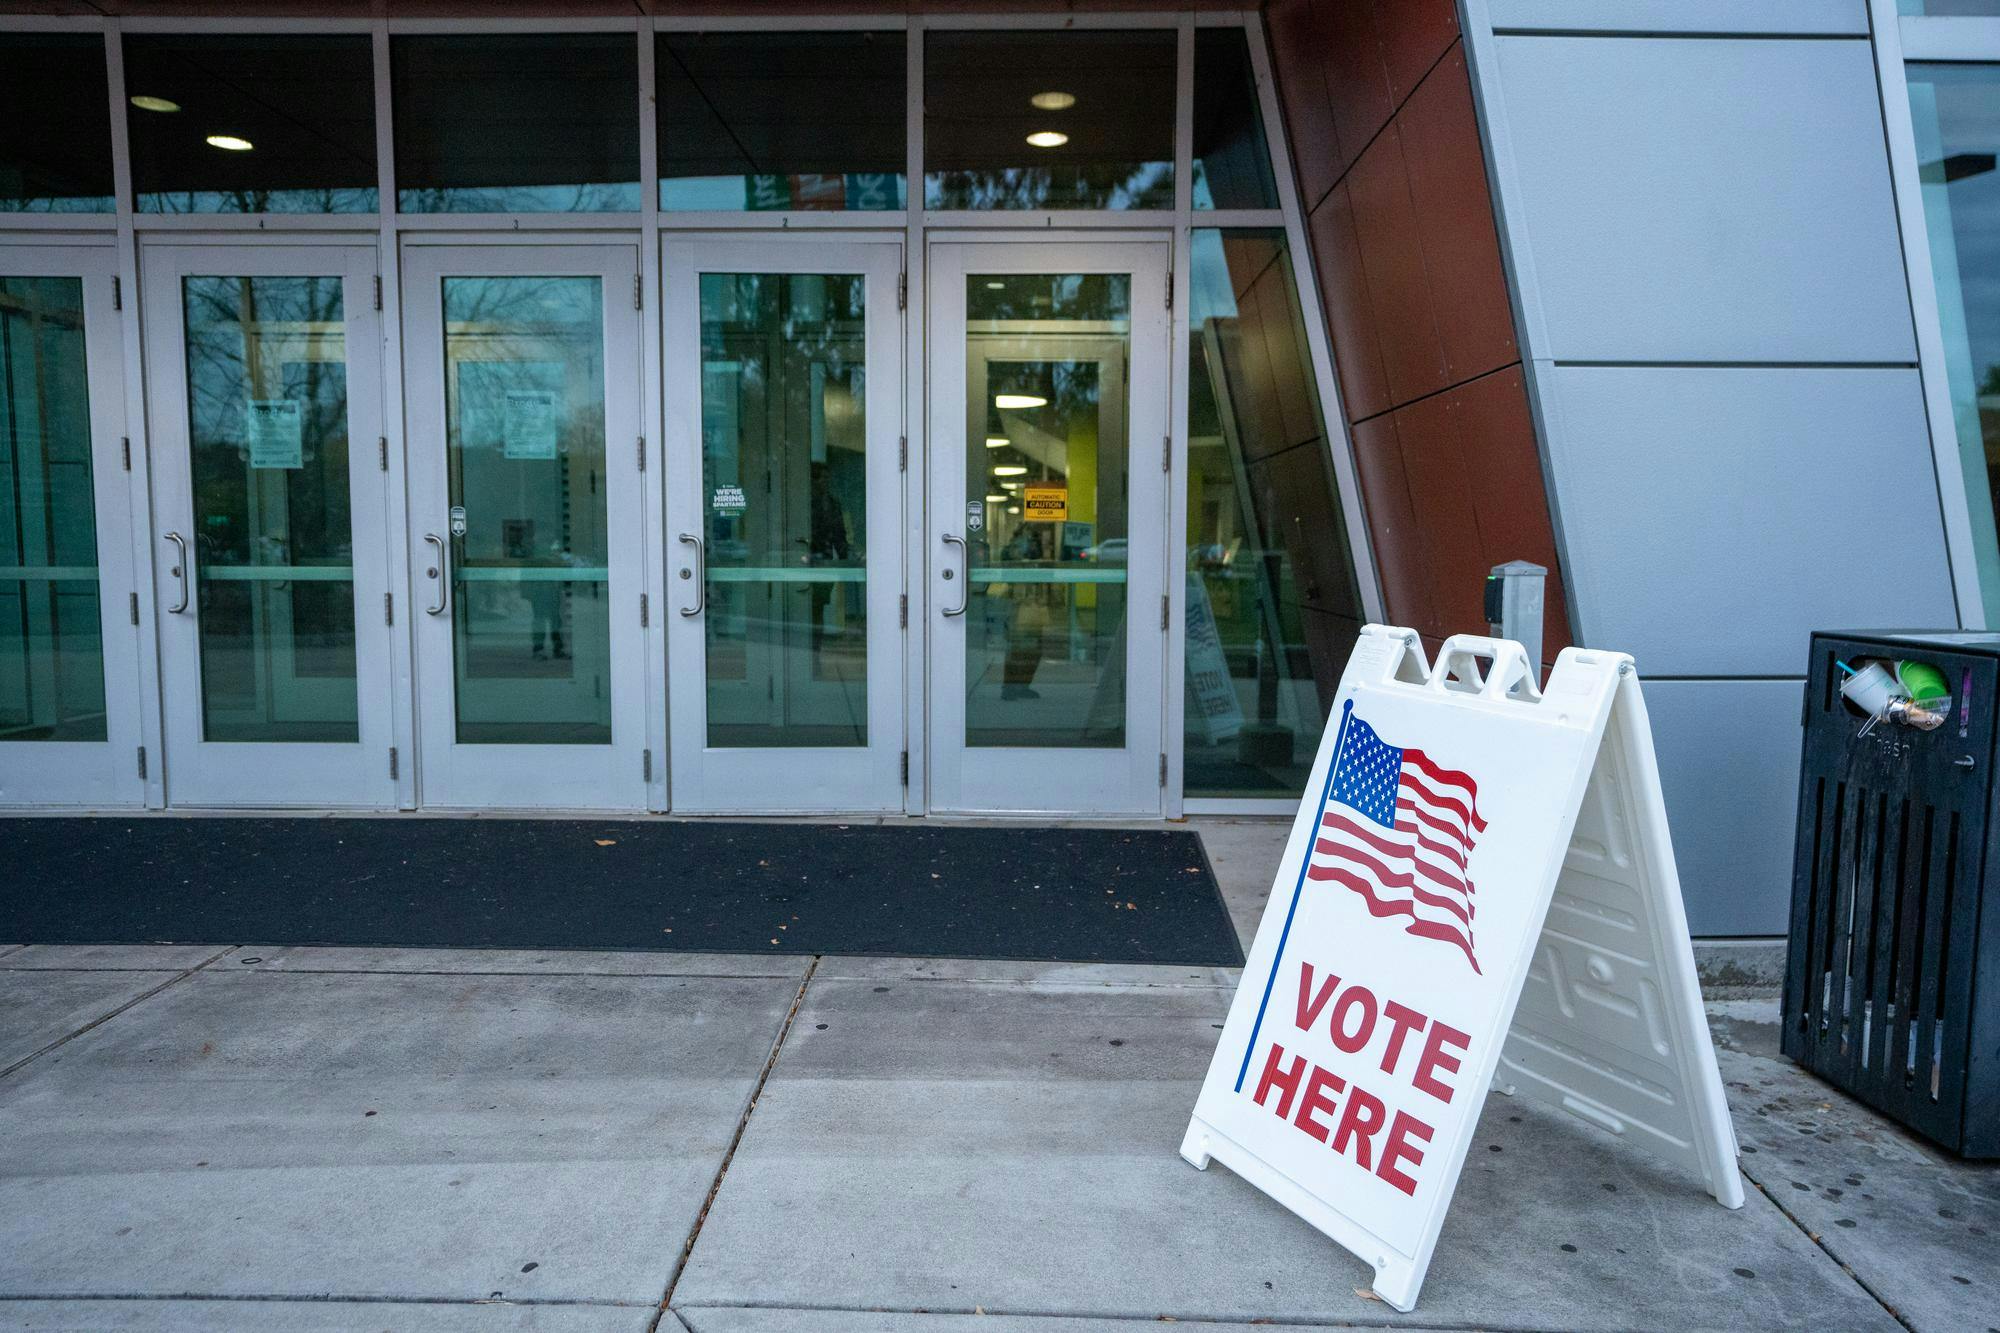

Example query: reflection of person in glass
[807,467,851,657]
[1000,520,1055,700]
[505,518,567,661]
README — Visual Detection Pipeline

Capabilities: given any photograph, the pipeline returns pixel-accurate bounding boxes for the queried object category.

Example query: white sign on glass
[1184,625,1742,1312]
[502,389,559,460]
[246,399,304,470]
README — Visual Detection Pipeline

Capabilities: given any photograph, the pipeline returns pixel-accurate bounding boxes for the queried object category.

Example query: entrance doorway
[662,238,905,812]
[143,243,396,808]
[401,242,647,809]
[924,240,1172,814]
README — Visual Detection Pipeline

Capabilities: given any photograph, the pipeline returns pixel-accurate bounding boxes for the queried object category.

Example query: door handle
[678,532,705,617]
[424,533,449,616]
[941,533,968,617]
[164,532,190,614]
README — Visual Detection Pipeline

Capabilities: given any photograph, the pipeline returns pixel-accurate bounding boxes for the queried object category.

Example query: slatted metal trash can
[1784,630,2000,1157]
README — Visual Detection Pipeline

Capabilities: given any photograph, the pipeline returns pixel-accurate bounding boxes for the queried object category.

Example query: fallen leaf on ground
[1353,1287,1381,1302]
[594,839,616,847]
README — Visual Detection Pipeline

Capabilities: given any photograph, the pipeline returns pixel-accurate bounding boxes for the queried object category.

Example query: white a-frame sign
[1183,626,1743,1311]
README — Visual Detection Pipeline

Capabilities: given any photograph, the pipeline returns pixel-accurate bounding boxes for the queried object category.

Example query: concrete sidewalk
[1,820,1994,1331]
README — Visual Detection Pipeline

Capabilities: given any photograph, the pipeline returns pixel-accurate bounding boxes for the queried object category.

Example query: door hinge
[1159,753,1168,787]
[901,750,909,785]
[372,275,382,311]
[1162,433,1170,473]
[384,592,394,626]
[898,270,907,310]
[136,746,146,780]
[898,434,907,471]
[899,592,908,628]
[1165,269,1174,310]
[129,592,139,626]
[378,436,389,472]
[121,437,132,471]
[636,435,646,471]
[634,273,644,310]
[1161,595,1170,632]
[112,276,122,311]
[389,747,399,780]
[640,593,650,628]
[643,748,653,783]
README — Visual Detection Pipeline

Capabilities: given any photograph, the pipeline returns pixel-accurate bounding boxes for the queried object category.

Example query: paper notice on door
[502,389,559,460]
[246,399,304,469]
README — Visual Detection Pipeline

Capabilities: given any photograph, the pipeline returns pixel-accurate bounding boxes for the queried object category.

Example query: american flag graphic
[1308,712,1485,972]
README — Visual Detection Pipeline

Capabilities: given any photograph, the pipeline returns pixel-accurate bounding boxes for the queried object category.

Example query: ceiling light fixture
[1006,505,1021,515]
[1030,91,1076,111]
[985,436,1009,448]
[985,280,1006,290]
[130,95,180,113]
[1025,130,1069,149]
[992,464,1028,477]
[205,134,254,152]
[986,493,1009,503]
[994,393,1046,410]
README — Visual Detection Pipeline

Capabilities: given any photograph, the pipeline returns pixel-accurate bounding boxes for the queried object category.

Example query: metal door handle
[942,533,969,617]
[424,533,449,615]
[679,532,705,617]
[164,532,190,614]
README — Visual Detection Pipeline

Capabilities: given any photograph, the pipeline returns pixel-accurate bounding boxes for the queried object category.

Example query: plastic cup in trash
[1840,662,1906,719]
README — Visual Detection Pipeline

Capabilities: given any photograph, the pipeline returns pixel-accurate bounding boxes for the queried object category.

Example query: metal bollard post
[1484,560,1547,680]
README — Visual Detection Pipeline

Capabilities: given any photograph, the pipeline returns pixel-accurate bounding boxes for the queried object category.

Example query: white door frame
[924,235,1172,815]
[400,237,647,810]
[0,242,145,808]
[663,236,906,813]
[142,240,396,808]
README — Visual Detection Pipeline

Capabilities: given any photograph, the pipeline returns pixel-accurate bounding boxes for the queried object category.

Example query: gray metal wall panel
[1492,35,1914,363]
[1644,678,1804,938]
[1487,0,1866,35]
[1544,365,1956,677]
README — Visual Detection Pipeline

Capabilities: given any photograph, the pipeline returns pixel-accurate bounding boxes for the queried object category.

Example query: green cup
[1897,660,1949,703]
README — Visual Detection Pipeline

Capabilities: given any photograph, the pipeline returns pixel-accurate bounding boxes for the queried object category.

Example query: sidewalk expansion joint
[1738,1167,1916,1332]
[670,1301,1561,1331]
[0,944,236,1082]
[651,953,820,1333]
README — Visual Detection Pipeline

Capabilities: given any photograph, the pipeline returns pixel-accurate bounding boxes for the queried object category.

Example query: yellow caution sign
[1023,483,1068,522]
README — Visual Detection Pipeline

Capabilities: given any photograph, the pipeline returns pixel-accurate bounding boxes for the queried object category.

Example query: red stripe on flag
[1310,844,1474,925]
[1307,864,1482,973]
[1404,749,1486,830]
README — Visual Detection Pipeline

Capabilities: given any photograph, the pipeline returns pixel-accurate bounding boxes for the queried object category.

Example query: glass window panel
[393,35,640,214]
[442,276,611,743]
[699,273,870,746]
[965,273,1130,747]
[658,32,906,212]
[1184,229,1364,798]
[1193,28,1280,211]
[1900,3,2000,13]
[1,276,107,741]
[924,31,1174,211]
[125,35,377,215]
[0,34,114,213]
[182,275,359,743]
[1908,64,2000,625]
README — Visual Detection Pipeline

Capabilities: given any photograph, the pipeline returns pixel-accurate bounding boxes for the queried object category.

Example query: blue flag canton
[1328,716,1403,829]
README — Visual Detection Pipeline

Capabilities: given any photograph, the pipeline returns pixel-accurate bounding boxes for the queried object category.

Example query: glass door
[925,240,1171,814]
[144,244,394,807]
[663,239,904,812]
[0,246,144,808]
[402,243,646,809]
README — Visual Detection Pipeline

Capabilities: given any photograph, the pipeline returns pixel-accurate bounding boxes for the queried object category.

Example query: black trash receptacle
[1784,630,2000,1158]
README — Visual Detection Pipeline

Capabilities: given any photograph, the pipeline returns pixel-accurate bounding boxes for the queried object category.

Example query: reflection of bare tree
[928,162,1173,211]
[398,182,638,214]
[145,187,376,215]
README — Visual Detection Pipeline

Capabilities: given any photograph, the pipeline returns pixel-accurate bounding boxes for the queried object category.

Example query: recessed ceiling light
[994,393,1046,410]
[1001,481,1022,491]
[986,493,1009,503]
[130,95,180,113]
[1030,91,1076,111]
[992,464,1028,477]
[985,280,1006,290]
[985,436,1009,448]
[1006,505,1021,515]
[205,134,254,152]
[1025,130,1069,150]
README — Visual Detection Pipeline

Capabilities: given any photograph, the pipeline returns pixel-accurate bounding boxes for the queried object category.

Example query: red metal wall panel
[1265,0,1570,659]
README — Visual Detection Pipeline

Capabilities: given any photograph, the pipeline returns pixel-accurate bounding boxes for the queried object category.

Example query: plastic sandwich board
[1182,625,1743,1312]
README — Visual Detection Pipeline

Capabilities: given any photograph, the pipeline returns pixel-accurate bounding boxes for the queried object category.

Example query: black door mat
[0,818,1244,967]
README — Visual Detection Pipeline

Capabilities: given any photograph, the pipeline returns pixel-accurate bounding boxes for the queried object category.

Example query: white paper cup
[1840,662,1906,719]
